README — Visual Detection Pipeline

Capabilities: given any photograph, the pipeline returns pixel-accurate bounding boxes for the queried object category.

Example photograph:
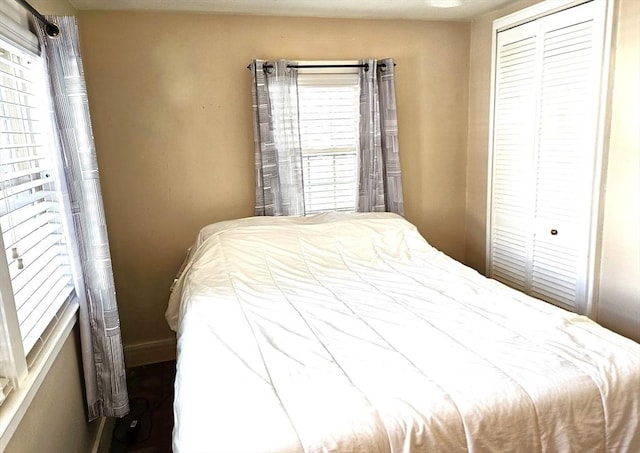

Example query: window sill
[0,300,79,451]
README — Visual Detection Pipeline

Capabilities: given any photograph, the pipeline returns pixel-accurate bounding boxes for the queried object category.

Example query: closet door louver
[490,22,539,292]
[531,3,602,310]
[489,1,605,313]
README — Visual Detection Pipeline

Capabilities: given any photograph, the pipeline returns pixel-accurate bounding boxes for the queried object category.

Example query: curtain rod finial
[45,23,60,37]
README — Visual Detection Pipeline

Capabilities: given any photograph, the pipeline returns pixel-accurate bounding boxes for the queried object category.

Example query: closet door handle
[550,229,558,235]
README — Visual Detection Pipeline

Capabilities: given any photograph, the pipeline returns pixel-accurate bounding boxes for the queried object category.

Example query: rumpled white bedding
[167,212,640,453]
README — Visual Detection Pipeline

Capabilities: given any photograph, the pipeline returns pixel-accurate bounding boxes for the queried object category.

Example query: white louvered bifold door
[490,21,539,292]
[530,2,604,310]
[489,0,606,313]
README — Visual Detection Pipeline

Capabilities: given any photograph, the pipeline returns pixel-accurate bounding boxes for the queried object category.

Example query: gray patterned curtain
[34,16,129,420]
[250,60,305,216]
[358,58,404,215]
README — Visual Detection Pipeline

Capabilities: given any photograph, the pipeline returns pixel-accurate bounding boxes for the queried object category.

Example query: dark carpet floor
[108,360,176,453]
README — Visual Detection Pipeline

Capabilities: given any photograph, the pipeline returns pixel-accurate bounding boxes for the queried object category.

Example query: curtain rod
[287,63,370,69]
[246,62,394,71]
[14,0,60,37]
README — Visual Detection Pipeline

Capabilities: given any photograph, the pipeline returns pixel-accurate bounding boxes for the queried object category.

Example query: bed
[166,212,640,453]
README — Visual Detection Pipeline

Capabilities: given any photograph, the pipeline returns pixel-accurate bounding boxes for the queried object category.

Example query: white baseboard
[123,337,177,368]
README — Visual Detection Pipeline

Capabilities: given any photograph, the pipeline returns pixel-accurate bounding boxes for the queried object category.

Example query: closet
[487,0,611,314]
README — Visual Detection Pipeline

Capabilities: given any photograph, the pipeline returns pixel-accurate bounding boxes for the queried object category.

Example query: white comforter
[167,213,640,453]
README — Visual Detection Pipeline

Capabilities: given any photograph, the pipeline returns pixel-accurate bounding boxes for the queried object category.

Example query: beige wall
[76,12,471,357]
[5,327,102,453]
[597,0,640,341]
[30,0,76,15]
[465,0,640,342]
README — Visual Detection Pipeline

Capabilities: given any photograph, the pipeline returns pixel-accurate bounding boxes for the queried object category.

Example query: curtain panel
[358,58,404,215]
[250,59,305,216]
[34,16,129,420]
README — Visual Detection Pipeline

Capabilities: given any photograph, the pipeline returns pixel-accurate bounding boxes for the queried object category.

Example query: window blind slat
[19,274,73,354]
[4,222,59,264]
[297,70,360,214]
[8,245,63,287]
[0,163,51,182]
[0,174,54,202]
[14,254,61,309]
[0,190,57,217]
[0,377,10,404]
[1,212,57,250]
[0,200,58,232]
[0,37,75,358]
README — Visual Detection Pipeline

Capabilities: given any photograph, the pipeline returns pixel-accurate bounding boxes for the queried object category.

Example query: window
[297,67,360,214]
[0,35,75,398]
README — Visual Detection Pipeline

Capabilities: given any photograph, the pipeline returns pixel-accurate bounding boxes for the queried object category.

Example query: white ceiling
[68,0,522,21]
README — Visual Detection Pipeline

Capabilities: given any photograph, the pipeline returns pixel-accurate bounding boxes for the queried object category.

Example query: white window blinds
[0,41,74,355]
[297,72,360,214]
[0,377,8,404]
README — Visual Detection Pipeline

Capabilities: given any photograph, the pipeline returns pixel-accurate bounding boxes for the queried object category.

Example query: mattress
[166,212,640,453]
